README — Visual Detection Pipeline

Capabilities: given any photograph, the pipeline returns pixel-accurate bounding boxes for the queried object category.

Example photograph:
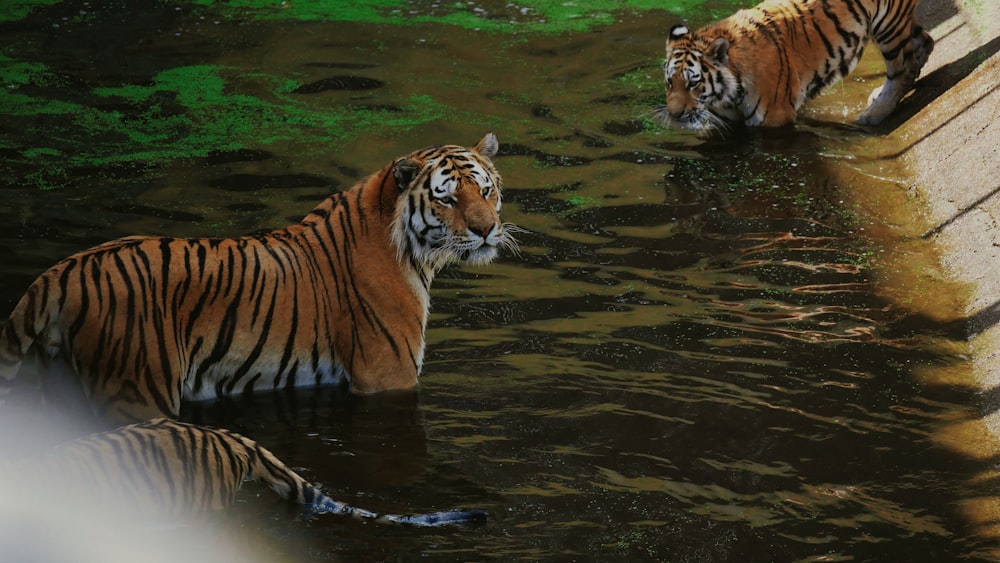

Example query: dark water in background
[0,2,994,562]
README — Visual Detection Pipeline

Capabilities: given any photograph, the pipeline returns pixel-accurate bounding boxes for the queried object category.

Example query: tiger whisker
[701,111,733,137]
[498,223,526,259]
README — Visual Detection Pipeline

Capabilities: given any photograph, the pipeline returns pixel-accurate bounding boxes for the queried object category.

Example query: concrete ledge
[883,0,1000,545]
[902,0,1000,401]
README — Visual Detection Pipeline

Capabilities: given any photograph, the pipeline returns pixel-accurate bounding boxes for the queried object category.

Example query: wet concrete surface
[882,0,1000,544]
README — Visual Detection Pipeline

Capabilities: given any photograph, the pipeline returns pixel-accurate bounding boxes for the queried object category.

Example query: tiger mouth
[461,242,498,262]
[653,104,711,130]
[467,241,495,253]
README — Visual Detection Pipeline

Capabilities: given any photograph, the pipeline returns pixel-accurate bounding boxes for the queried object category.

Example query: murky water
[0,2,994,562]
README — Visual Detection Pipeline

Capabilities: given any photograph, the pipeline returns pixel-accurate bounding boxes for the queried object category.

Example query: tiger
[656,0,934,131]
[0,417,487,525]
[0,133,516,422]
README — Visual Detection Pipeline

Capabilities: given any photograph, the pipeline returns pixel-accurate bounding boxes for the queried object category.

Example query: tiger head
[659,25,742,132]
[391,133,517,271]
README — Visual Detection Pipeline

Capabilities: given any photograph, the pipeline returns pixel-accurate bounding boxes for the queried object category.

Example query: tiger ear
[473,132,499,161]
[668,25,689,43]
[708,36,730,64]
[393,158,420,191]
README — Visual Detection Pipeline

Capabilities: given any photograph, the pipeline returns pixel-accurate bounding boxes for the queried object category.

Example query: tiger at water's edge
[0,417,486,525]
[0,133,517,422]
[656,0,934,131]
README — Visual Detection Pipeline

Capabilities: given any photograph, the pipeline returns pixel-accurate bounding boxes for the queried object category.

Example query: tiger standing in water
[657,0,934,131]
[0,417,486,525]
[0,134,517,422]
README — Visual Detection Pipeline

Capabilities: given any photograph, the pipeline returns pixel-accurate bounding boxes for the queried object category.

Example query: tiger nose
[666,92,687,117]
[473,223,495,239]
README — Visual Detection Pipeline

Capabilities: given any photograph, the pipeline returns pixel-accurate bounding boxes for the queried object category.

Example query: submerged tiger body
[0,134,514,422]
[0,417,485,525]
[658,0,933,130]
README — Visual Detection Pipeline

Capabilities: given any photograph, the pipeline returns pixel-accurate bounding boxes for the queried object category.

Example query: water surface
[0,2,991,561]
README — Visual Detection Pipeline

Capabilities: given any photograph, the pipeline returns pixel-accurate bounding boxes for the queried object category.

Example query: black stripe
[64,256,88,344]
[874,2,907,45]
[207,427,244,507]
[225,282,278,396]
[193,254,246,383]
[275,272,300,388]
[353,187,366,236]
[137,429,172,508]
[253,442,304,502]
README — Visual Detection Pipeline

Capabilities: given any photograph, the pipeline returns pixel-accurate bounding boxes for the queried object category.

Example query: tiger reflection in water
[0,417,486,525]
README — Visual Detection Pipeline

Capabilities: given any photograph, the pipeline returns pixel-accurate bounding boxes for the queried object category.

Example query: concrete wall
[905,1,1000,410]
[895,0,1000,541]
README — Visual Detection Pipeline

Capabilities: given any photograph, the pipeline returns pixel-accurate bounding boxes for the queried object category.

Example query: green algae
[0,0,60,22]
[185,0,622,33]
[3,0,754,29]
[2,61,445,189]
[179,0,735,34]
[3,0,751,31]
[0,56,60,89]
[1,0,755,190]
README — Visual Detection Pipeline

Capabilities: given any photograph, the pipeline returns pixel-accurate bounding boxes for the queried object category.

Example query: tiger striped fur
[0,417,486,525]
[657,0,934,130]
[0,134,515,422]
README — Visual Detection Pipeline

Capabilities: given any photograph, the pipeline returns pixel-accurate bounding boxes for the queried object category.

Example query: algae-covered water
[0,1,994,561]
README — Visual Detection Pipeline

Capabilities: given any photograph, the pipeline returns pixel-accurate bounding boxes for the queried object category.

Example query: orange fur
[659,0,933,130]
[0,134,514,422]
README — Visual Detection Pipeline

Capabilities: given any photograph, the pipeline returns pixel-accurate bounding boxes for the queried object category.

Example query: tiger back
[0,417,486,526]
[658,0,934,130]
[0,134,515,422]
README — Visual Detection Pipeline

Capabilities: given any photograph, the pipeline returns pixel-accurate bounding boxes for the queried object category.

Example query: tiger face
[660,25,742,131]
[393,133,515,270]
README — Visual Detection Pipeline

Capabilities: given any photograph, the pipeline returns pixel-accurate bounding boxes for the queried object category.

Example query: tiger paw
[857,87,894,126]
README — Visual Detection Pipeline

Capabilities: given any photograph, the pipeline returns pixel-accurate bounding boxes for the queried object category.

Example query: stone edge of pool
[894,0,1000,546]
